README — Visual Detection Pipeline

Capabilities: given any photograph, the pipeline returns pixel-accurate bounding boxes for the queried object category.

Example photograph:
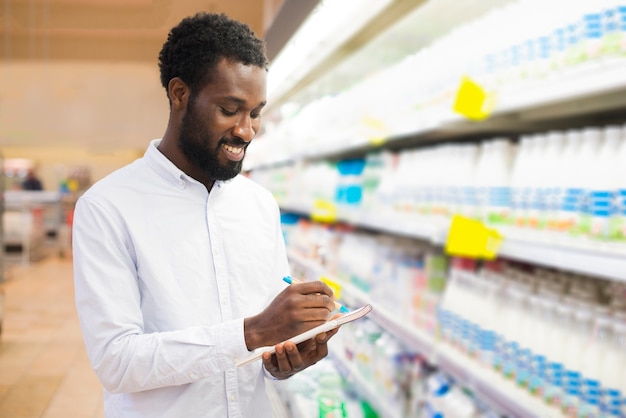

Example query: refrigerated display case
[248,0,626,416]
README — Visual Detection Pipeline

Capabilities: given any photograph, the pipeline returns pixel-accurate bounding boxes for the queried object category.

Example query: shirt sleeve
[72,196,250,394]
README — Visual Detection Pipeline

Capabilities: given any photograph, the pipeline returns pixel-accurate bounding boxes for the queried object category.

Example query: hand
[262,315,341,379]
[244,281,336,350]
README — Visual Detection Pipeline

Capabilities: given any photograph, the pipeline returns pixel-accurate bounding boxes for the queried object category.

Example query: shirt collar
[144,139,225,190]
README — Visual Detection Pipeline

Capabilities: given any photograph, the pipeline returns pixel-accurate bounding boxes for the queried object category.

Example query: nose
[232,114,256,143]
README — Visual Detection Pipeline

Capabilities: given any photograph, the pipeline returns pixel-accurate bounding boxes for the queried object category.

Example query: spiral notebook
[235,304,373,367]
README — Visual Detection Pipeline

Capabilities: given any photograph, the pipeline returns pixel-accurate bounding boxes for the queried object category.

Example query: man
[22,169,43,190]
[73,12,339,418]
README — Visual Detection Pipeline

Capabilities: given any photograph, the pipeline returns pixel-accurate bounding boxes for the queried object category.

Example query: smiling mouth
[221,143,246,161]
[223,144,243,154]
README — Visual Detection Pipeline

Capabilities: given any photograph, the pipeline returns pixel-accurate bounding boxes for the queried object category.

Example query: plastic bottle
[485,138,513,227]
[544,361,566,406]
[542,131,566,238]
[473,141,492,222]
[620,3,626,56]
[597,318,624,404]
[582,314,612,385]
[562,305,593,376]
[355,319,382,381]
[562,0,596,69]
[374,152,400,217]
[611,321,626,395]
[570,127,603,238]
[550,5,570,73]
[391,150,414,214]
[579,2,605,65]
[590,125,622,240]
[509,136,531,232]
[556,129,584,237]
[548,302,575,366]
[526,134,551,236]
[610,124,626,241]
[561,379,582,417]
[459,144,480,220]
[335,158,366,207]
[524,0,562,80]
[529,294,551,361]
[600,0,626,60]
[360,151,387,213]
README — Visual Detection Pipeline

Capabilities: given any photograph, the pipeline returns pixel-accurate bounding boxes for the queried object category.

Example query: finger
[301,293,336,310]
[296,337,319,355]
[294,281,334,298]
[274,343,292,371]
[325,326,340,340]
[284,342,304,371]
[299,305,335,322]
[315,329,338,345]
[262,352,278,376]
[310,334,328,358]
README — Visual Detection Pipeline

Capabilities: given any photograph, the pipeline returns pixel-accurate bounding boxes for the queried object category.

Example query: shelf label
[445,215,503,260]
[361,115,388,146]
[311,199,337,223]
[453,76,495,121]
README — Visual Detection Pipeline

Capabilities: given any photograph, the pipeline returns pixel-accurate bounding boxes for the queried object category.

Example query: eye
[220,107,237,117]
[251,111,262,119]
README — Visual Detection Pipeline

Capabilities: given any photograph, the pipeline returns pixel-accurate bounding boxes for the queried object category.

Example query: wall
[1,145,143,191]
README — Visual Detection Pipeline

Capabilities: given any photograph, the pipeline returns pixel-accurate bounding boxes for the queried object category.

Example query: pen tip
[339,306,349,313]
[282,276,292,284]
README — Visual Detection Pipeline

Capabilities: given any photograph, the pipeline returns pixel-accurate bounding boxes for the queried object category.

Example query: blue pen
[283,276,349,313]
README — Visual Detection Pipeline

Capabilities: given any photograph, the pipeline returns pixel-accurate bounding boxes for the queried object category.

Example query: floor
[0,255,104,418]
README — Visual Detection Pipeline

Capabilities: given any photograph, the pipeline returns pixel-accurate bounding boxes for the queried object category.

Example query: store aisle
[0,256,104,418]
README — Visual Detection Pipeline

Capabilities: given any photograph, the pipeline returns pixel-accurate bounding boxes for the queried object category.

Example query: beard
[178,99,245,181]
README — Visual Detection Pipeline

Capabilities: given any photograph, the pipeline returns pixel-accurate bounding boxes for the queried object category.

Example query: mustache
[219,137,248,148]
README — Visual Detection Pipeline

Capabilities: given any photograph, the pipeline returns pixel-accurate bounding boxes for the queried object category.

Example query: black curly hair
[158,12,268,100]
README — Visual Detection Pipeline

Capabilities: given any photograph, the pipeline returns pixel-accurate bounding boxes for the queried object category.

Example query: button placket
[207,190,232,321]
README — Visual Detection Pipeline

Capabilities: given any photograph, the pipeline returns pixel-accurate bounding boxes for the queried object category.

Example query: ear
[167,77,189,111]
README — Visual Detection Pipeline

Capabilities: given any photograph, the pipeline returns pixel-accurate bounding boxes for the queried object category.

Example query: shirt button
[189,372,198,380]
[229,393,235,402]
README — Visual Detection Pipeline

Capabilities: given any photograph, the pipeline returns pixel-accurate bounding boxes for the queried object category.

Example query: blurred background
[2,0,626,417]
[0,0,312,188]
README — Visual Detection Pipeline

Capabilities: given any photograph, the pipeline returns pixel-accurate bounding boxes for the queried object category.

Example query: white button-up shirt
[73,139,289,418]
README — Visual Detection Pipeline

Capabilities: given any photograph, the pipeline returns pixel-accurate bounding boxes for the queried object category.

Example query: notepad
[235,304,373,367]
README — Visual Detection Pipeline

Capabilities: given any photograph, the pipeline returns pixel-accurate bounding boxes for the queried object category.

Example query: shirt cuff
[263,364,279,380]
[220,318,250,363]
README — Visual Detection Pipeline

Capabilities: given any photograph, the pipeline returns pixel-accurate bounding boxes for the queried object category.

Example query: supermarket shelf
[281,202,626,281]
[266,0,428,110]
[436,344,562,418]
[496,60,626,118]
[250,60,626,171]
[287,251,566,418]
[497,236,626,282]
[337,283,562,417]
[288,248,436,358]
[329,347,404,418]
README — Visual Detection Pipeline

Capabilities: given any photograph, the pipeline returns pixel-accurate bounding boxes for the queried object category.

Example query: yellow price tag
[445,215,503,260]
[311,199,337,223]
[368,136,386,146]
[452,76,495,121]
[361,115,388,146]
[320,276,342,299]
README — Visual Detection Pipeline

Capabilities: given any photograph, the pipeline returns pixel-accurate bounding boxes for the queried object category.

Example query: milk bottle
[590,125,621,240]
